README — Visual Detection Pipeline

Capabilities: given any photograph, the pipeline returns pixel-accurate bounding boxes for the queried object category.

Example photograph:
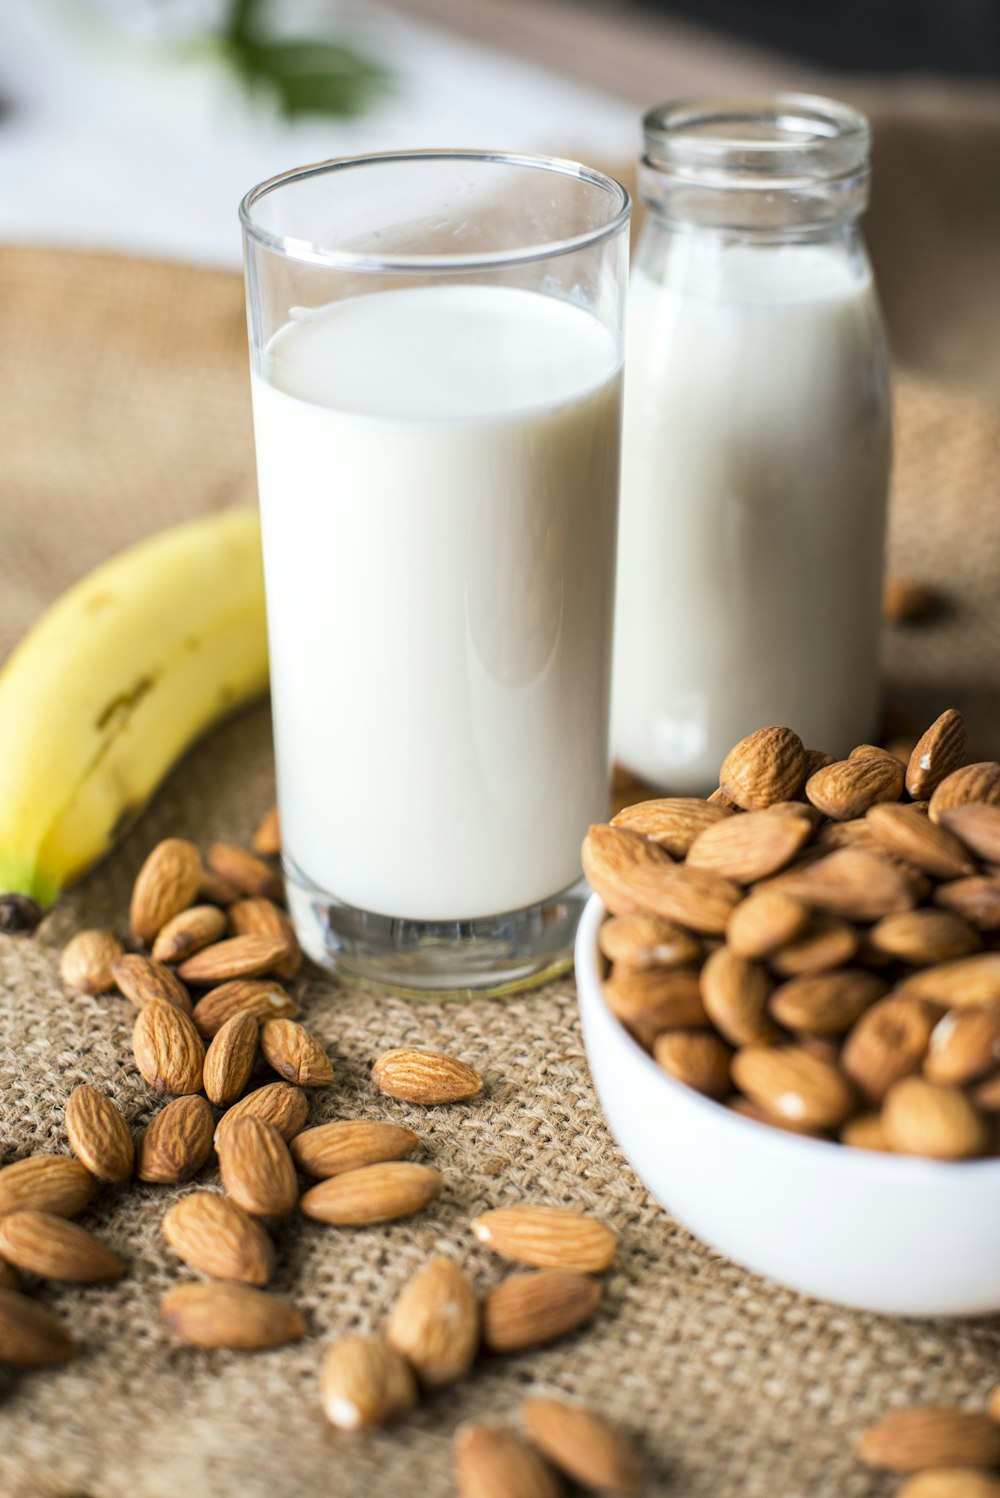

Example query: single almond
[136,1095,215,1184]
[522,1396,643,1495]
[611,796,732,856]
[177,933,292,986]
[700,946,777,1046]
[941,803,1000,864]
[597,913,701,970]
[769,915,859,977]
[482,1268,601,1352]
[897,954,1000,1009]
[454,1424,563,1498]
[471,1204,617,1273]
[806,755,904,820]
[112,954,192,1014]
[882,1077,987,1160]
[207,841,283,901]
[290,1120,419,1179]
[162,1282,304,1350]
[907,709,968,799]
[841,995,939,1103]
[252,805,281,857]
[687,808,813,883]
[866,803,976,879]
[202,1010,259,1107]
[218,1117,298,1218]
[151,904,227,964]
[726,890,810,960]
[59,929,124,994]
[372,1047,481,1105]
[260,1018,333,1087]
[162,1191,274,1284]
[858,1407,1000,1473]
[720,726,806,810]
[228,898,301,978]
[897,1472,1000,1498]
[132,999,204,1095]
[300,1162,443,1226]
[925,1005,1000,1087]
[884,576,937,623]
[386,1257,480,1387]
[602,967,706,1048]
[581,824,673,916]
[0,1287,75,1366]
[768,969,887,1038]
[653,1030,732,1099]
[869,910,982,966]
[934,877,1000,932]
[0,1155,94,1218]
[129,837,202,945]
[213,1082,308,1149]
[320,1334,416,1430]
[765,848,916,921]
[840,1112,893,1151]
[929,762,1000,825]
[731,1045,857,1129]
[64,1084,133,1183]
[0,1210,121,1282]
[192,978,297,1039]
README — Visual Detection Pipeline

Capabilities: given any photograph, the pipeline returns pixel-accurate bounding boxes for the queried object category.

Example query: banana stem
[0,895,43,934]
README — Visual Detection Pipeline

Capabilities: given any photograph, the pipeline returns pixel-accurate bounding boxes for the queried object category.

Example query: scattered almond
[522,1396,643,1495]
[228,897,301,978]
[320,1334,416,1429]
[218,1117,298,1218]
[897,1472,1000,1498]
[136,1095,215,1184]
[197,869,242,907]
[454,1423,563,1498]
[482,1269,602,1353]
[386,1257,480,1387]
[64,1083,133,1183]
[858,1407,1000,1473]
[129,837,202,945]
[207,841,283,901]
[202,1010,259,1107]
[192,978,297,1038]
[471,1205,617,1273]
[213,1082,308,1149]
[112,954,192,1014]
[260,1018,333,1087]
[0,1210,122,1282]
[161,1282,304,1350]
[884,576,937,624]
[0,1287,75,1366]
[300,1162,443,1226]
[0,1155,94,1218]
[151,904,227,964]
[60,929,124,994]
[290,1120,419,1179]
[252,805,281,857]
[161,1191,274,1284]
[132,998,204,1095]
[177,933,292,985]
[371,1047,482,1107]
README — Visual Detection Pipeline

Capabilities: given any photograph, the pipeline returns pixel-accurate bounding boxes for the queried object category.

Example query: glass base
[284,858,586,1000]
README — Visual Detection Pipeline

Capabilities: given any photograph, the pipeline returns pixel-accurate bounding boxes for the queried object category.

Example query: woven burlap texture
[1,245,1000,1498]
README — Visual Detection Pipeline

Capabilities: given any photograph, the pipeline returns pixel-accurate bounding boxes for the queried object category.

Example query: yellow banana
[0,507,268,921]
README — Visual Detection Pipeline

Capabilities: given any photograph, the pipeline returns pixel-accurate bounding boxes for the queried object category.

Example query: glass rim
[643,92,870,179]
[239,149,631,271]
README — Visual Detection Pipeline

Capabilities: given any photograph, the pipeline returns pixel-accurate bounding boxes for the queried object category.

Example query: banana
[0,507,268,919]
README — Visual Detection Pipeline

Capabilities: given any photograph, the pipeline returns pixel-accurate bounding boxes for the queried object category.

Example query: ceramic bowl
[575,893,1000,1316]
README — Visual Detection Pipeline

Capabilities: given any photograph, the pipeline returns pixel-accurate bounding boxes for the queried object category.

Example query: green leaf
[232,36,390,119]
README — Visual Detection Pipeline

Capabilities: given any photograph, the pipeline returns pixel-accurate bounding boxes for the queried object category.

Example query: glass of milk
[612,96,892,791]
[240,152,630,997]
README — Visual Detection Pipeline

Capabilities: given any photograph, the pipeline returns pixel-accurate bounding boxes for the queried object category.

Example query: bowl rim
[575,892,1000,1181]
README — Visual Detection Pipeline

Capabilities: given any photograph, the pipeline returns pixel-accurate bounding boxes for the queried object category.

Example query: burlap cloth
[1,162,1000,1495]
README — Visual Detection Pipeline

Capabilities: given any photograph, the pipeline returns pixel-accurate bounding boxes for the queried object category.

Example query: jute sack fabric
[0,244,999,1498]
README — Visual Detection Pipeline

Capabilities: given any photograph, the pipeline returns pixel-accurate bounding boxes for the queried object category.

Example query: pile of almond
[591,710,1000,1156]
[858,1392,1000,1496]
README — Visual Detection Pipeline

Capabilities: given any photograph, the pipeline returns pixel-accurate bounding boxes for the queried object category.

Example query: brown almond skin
[136,1095,215,1184]
[700,947,777,1046]
[0,1211,122,1282]
[624,864,744,936]
[602,967,707,1050]
[597,913,701,970]
[372,1047,481,1105]
[883,577,936,623]
[455,1424,564,1498]
[64,1084,134,1183]
[765,848,916,922]
[162,1191,274,1285]
[192,979,297,1039]
[60,929,124,994]
[841,995,939,1103]
[260,1018,333,1087]
[934,878,1000,932]
[726,890,809,960]
[133,999,204,1095]
[218,1117,298,1218]
[129,837,202,945]
[207,841,283,901]
[228,898,302,979]
[869,910,982,966]
[252,805,281,857]
[290,1120,419,1179]
[768,970,887,1038]
[907,709,968,799]
[203,1010,259,1107]
[113,954,193,1014]
[653,1030,732,1099]
[841,1112,893,1152]
[482,1269,602,1353]
[731,1045,857,1129]
[858,1407,1000,1473]
[213,1082,308,1149]
[882,1077,988,1160]
[897,1473,1000,1498]
[686,808,814,883]
[581,824,673,917]
[471,1205,617,1273]
[0,1287,75,1366]
[177,933,292,986]
[151,904,227,964]
[162,1282,304,1350]
[941,803,1000,864]
[925,1005,1000,1087]
[929,763,1000,825]
[866,803,976,880]
[386,1257,480,1387]
[300,1162,442,1226]
[898,954,1000,1009]
[720,726,807,810]
[806,755,905,820]
[611,796,731,856]
[0,1155,94,1218]
[522,1397,643,1495]
[197,869,242,907]
[320,1334,417,1430]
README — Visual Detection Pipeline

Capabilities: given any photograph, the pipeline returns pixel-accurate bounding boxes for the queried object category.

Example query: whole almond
[471,1205,617,1273]
[162,1282,304,1350]
[841,995,939,1103]
[602,967,706,1049]
[320,1334,416,1430]
[136,1095,215,1184]
[581,825,673,917]
[60,929,124,994]
[113,954,192,1014]
[151,904,227,964]
[634,863,745,936]
[866,803,976,880]
[218,1117,298,1218]
[858,1407,1000,1472]
[192,979,297,1038]
[132,999,204,1095]
[482,1268,601,1352]
[882,1077,987,1159]
[162,1191,274,1284]
[372,1048,481,1105]
[597,914,701,970]
[907,709,968,799]
[769,915,859,977]
[522,1397,643,1495]
[0,1287,75,1366]
[207,842,283,901]
[726,890,810,960]
[260,1018,333,1087]
[300,1162,442,1226]
[252,805,281,857]
[228,898,301,978]
[653,1030,732,1099]
[769,969,887,1037]
[941,803,1000,863]
[611,796,732,857]
[934,878,1000,932]
[806,755,904,820]
[700,947,777,1046]
[840,1113,893,1151]
[64,1084,133,1183]
[454,1424,563,1498]
[203,1010,259,1107]
[929,763,1000,825]
[720,726,806,810]
[869,910,982,966]
[898,954,1000,1009]
[386,1257,480,1387]
[213,1082,308,1149]
[898,1473,1000,1498]
[177,933,292,986]
[130,837,202,945]
[0,1211,121,1282]
[731,1045,857,1129]
[766,848,915,922]
[0,1155,94,1218]
[687,808,813,883]
[290,1120,419,1179]
[925,1005,1000,1087]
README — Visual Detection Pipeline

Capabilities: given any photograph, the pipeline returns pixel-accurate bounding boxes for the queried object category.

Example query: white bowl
[575,894,1000,1316]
